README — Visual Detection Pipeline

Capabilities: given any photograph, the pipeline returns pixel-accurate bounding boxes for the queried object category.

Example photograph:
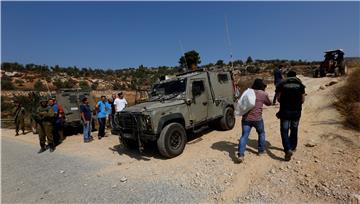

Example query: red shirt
[243,90,271,121]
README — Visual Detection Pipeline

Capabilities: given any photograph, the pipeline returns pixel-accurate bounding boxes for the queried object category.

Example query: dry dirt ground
[1,75,359,203]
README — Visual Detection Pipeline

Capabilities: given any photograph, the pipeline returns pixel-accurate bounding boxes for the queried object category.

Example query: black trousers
[98,117,106,137]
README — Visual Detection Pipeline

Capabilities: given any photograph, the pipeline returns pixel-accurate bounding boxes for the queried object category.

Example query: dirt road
[2,76,359,203]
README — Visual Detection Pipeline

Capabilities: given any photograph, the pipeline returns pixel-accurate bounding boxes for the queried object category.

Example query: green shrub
[34,80,44,91]
[91,81,99,90]
[79,80,90,90]
[1,79,15,90]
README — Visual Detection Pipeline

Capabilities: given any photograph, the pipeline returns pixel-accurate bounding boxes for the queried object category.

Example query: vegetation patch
[335,67,360,131]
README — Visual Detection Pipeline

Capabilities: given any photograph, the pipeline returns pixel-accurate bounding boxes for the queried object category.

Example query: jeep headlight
[142,115,153,131]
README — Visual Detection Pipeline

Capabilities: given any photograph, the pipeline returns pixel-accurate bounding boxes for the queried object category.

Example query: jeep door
[189,79,209,123]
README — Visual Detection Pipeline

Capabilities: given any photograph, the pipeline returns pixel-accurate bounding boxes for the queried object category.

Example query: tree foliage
[1,78,15,90]
[246,56,253,64]
[179,50,201,70]
[79,80,90,90]
[216,60,224,66]
[113,82,126,90]
[91,81,99,90]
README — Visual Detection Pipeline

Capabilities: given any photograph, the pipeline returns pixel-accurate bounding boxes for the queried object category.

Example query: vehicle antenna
[225,15,234,70]
[178,40,189,71]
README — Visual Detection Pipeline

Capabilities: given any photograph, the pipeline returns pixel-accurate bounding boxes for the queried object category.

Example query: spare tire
[219,107,235,130]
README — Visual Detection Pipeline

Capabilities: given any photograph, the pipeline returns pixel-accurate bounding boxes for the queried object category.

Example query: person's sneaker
[38,148,46,154]
[49,144,56,152]
[236,154,244,163]
[285,150,293,161]
[258,151,266,156]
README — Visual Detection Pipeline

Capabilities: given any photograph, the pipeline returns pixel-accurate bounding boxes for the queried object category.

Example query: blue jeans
[83,121,92,141]
[238,120,266,156]
[280,119,299,152]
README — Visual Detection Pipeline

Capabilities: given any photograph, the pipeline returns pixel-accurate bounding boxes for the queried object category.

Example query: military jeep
[313,49,347,77]
[112,71,236,158]
[55,88,95,133]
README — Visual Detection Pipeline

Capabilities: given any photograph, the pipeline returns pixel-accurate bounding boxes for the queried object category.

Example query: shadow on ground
[109,126,216,160]
[109,140,164,161]
[211,139,285,163]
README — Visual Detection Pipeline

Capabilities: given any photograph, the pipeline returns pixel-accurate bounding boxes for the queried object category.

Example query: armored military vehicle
[112,70,236,158]
[55,88,95,133]
[313,49,347,77]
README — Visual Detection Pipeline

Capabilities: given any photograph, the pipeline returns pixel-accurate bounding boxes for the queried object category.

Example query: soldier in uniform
[13,101,25,136]
[36,98,55,153]
[29,92,40,134]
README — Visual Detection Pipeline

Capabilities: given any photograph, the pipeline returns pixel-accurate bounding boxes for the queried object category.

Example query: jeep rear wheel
[220,107,235,130]
[157,122,187,158]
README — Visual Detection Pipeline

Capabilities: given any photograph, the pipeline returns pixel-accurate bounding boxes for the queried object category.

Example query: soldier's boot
[38,144,47,153]
[15,132,19,136]
[49,143,56,153]
[22,129,25,135]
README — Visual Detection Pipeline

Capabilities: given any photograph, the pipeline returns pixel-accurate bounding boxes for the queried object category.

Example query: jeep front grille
[115,112,142,133]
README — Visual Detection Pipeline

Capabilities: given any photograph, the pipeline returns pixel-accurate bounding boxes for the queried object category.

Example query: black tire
[319,67,326,77]
[120,137,138,149]
[219,107,235,130]
[157,123,187,158]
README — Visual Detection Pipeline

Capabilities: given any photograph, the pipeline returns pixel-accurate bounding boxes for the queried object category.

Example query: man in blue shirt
[96,96,108,139]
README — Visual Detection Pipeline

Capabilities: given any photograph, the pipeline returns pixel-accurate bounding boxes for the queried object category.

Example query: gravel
[2,137,204,203]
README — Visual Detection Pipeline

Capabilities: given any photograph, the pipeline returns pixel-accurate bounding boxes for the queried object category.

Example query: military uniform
[36,101,55,152]
[14,105,25,135]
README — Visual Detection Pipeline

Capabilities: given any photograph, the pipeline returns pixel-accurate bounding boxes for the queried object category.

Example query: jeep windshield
[150,79,187,101]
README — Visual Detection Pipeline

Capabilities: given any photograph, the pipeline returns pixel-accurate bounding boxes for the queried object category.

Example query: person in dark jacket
[273,65,283,105]
[275,70,306,161]
[80,97,93,143]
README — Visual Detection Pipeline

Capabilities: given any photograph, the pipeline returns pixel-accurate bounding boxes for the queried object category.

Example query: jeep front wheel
[157,123,187,158]
[220,107,235,130]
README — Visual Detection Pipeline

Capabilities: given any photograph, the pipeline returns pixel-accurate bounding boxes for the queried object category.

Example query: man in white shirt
[114,92,128,114]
